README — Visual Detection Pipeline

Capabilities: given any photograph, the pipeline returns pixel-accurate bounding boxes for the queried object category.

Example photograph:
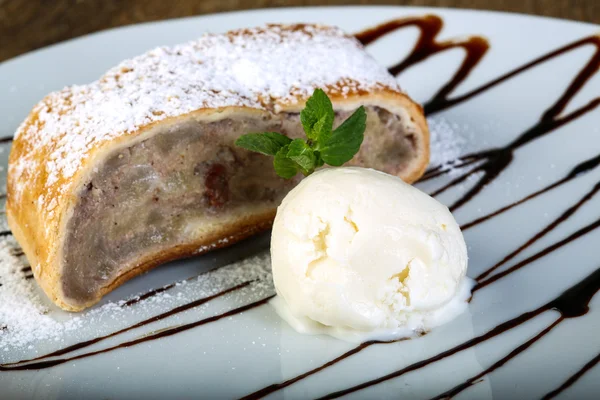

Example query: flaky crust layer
[7,24,429,311]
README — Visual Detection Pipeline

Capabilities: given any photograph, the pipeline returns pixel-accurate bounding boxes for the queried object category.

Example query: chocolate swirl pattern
[1,12,599,399]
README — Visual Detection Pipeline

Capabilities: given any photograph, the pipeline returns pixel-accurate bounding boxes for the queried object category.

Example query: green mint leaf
[287,139,316,173]
[319,106,366,166]
[235,132,292,156]
[300,88,334,141]
[236,89,368,178]
[273,145,299,179]
[314,152,325,168]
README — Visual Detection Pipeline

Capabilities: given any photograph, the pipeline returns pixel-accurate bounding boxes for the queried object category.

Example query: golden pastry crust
[7,24,429,311]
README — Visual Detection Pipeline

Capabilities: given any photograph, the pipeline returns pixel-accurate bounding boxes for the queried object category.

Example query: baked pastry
[7,24,429,311]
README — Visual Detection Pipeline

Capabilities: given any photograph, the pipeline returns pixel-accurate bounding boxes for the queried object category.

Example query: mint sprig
[234,132,292,156]
[235,89,366,178]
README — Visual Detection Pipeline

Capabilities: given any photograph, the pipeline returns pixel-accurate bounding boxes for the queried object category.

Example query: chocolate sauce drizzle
[429,317,565,399]
[240,337,413,400]
[474,215,600,292]
[0,281,267,371]
[471,181,600,290]
[120,281,177,308]
[1,13,599,400]
[1,295,274,371]
[243,258,597,400]
[1,265,257,368]
[11,249,25,257]
[461,153,600,231]
[374,16,600,213]
[317,267,600,399]
[356,15,490,118]
[241,16,600,399]
[541,352,600,399]
[428,75,599,213]
[21,264,34,279]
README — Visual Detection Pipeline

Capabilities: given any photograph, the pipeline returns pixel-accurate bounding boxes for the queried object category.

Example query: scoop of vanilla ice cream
[270,167,469,340]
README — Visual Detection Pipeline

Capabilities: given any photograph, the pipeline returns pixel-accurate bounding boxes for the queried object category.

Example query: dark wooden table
[1,0,598,62]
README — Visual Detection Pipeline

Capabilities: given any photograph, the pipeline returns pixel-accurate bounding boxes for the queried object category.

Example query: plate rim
[1,5,598,68]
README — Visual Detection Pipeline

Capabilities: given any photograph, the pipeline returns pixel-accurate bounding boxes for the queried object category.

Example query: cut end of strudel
[7,24,430,311]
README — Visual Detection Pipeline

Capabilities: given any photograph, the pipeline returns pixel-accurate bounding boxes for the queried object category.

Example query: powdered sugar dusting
[0,234,273,360]
[11,24,400,223]
[0,236,83,349]
[427,116,467,174]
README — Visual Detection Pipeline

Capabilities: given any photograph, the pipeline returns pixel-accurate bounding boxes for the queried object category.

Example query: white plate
[1,6,600,399]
